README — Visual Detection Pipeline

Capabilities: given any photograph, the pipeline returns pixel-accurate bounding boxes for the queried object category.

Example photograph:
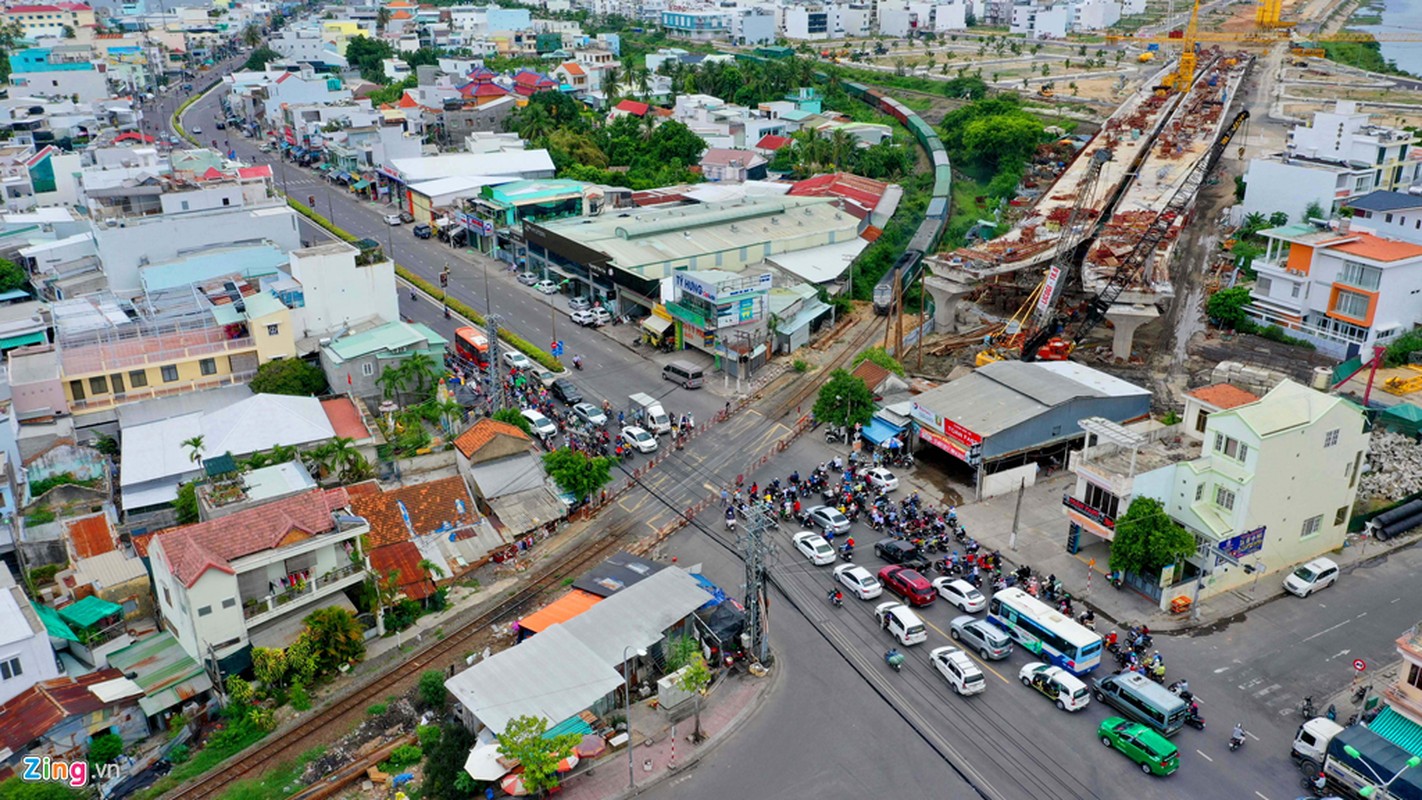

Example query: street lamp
[622,646,647,790]
[1344,747,1420,797]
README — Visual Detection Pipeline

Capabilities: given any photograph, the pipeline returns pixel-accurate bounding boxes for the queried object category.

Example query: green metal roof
[542,715,593,739]
[109,632,214,717]
[57,595,124,629]
[327,320,444,362]
[36,604,78,642]
[1369,706,1422,757]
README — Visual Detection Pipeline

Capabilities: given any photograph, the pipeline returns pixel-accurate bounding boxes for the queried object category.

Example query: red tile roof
[755,134,792,151]
[559,62,585,76]
[349,476,480,549]
[519,589,601,633]
[369,542,435,600]
[613,99,649,116]
[789,172,890,218]
[237,165,272,180]
[67,514,115,559]
[453,418,528,458]
[131,531,155,558]
[1186,383,1260,410]
[153,489,350,587]
[850,360,890,393]
[114,131,155,143]
[195,166,226,181]
[0,669,129,754]
[321,397,370,440]
[398,92,419,108]
[1327,231,1422,263]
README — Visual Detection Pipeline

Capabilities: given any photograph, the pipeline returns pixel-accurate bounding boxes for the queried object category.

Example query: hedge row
[172,93,200,144]
[282,200,564,372]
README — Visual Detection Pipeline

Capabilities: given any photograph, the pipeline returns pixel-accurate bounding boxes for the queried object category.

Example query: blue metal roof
[140,244,288,293]
[1347,191,1422,213]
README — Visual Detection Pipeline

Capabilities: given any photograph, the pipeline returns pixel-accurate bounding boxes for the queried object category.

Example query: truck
[628,392,671,435]
[1292,718,1422,800]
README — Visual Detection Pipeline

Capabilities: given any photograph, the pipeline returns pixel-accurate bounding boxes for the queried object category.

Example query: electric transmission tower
[739,503,778,666]
[486,314,507,412]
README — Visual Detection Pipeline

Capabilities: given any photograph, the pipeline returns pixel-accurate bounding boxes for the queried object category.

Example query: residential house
[1369,619,1422,758]
[0,563,61,706]
[453,418,566,536]
[319,319,447,401]
[107,631,214,730]
[287,240,400,344]
[553,61,588,93]
[510,69,558,97]
[699,148,768,182]
[0,669,146,780]
[41,595,132,669]
[1181,384,1260,442]
[147,487,367,670]
[3,3,96,39]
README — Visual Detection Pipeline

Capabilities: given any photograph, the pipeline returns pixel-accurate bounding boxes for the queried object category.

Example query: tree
[418,669,448,711]
[174,480,199,524]
[1268,211,1290,227]
[243,46,281,71]
[242,24,262,48]
[496,715,581,795]
[344,35,395,83]
[376,362,411,401]
[1304,200,1326,221]
[1206,286,1254,331]
[493,407,532,435]
[376,6,391,32]
[0,259,25,293]
[666,636,712,741]
[852,345,904,377]
[422,723,476,800]
[252,646,289,693]
[302,606,365,674]
[813,369,874,430]
[0,20,26,84]
[542,448,613,503]
[251,358,327,395]
[1109,497,1195,579]
[88,732,123,764]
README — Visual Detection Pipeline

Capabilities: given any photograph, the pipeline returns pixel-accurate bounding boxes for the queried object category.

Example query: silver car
[949,615,1013,661]
[568,296,592,312]
[573,402,607,426]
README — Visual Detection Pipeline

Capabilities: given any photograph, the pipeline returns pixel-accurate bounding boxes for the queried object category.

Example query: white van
[520,409,558,439]
[1284,557,1339,597]
[875,601,928,646]
[1019,662,1090,711]
[662,360,704,389]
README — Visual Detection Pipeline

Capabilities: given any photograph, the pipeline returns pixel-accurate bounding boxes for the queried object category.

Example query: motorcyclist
[1231,723,1245,742]
[828,588,843,606]
[572,354,583,369]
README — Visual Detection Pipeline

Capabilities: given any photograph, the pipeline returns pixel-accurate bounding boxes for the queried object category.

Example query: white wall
[0,588,60,706]
[879,8,912,36]
[10,68,109,103]
[159,185,246,216]
[934,2,968,30]
[1241,157,1348,224]
[288,246,399,338]
[981,462,1037,498]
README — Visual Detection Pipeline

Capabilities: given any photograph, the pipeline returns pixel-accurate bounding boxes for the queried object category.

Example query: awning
[333,171,350,182]
[519,589,602,634]
[486,486,567,536]
[58,595,123,628]
[642,316,673,336]
[351,179,370,190]
[1368,706,1422,755]
[0,331,46,349]
[861,417,906,447]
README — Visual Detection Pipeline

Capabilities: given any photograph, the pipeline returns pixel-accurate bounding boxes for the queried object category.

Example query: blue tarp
[691,574,728,609]
[861,417,904,447]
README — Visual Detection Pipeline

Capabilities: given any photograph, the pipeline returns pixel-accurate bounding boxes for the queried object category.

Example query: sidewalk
[556,663,780,800]
[914,470,1419,633]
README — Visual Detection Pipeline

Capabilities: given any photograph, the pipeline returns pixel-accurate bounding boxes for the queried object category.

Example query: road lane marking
[1247,730,1259,740]
[1301,618,1351,643]
[1195,749,1213,762]
[1255,792,1271,800]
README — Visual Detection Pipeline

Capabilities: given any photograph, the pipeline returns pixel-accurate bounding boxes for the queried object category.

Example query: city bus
[987,587,1103,675]
[454,327,489,368]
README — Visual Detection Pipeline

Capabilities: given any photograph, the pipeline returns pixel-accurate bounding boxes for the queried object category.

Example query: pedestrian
[721,488,730,507]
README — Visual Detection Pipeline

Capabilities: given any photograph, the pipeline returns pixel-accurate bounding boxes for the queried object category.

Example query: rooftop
[453,418,530,460]
[389,150,555,183]
[1344,190,1422,214]
[350,475,481,549]
[1186,383,1260,411]
[1327,231,1422,263]
[107,632,213,717]
[324,320,446,363]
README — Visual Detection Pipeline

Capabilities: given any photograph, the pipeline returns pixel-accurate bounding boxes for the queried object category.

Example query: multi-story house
[1247,208,1422,357]
[0,563,61,705]
[1242,101,1421,224]
[1379,621,1422,740]
[7,46,110,103]
[783,5,831,39]
[1065,380,1367,606]
[661,9,730,41]
[147,487,369,668]
[3,2,95,39]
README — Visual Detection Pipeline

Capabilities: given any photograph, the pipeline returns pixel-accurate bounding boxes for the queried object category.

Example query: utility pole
[916,270,926,371]
[440,263,450,319]
[1009,478,1025,550]
[487,314,507,412]
[739,503,777,666]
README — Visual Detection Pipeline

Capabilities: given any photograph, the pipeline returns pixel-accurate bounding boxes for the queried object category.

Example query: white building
[1242,101,1421,223]
[147,487,369,664]
[1066,379,1367,605]
[730,7,777,44]
[1010,1,1070,38]
[269,28,349,69]
[1071,0,1121,29]
[660,9,730,41]
[0,563,61,706]
[784,5,831,39]
[1247,203,1422,357]
[286,240,398,341]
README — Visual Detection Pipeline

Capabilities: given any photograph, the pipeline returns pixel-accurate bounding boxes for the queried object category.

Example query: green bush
[416,724,442,750]
[24,508,55,526]
[386,744,423,768]
[288,683,311,711]
[1384,328,1422,367]
[166,744,190,764]
[285,199,357,243]
[852,345,905,376]
[88,732,123,764]
[27,562,65,586]
[792,359,810,373]
[1253,324,1316,350]
[366,703,388,716]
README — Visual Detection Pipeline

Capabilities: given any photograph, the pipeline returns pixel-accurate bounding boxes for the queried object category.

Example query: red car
[878,565,936,607]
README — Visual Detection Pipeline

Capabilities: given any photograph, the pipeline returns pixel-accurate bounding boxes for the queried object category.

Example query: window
[129,370,148,388]
[69,379,85,400]
[222,597,237,609]
[1340,261,1382,291]
[1215,486,1236,511]
[197,605,212,617]
[199,358,217,376]
[1334,506,1349,526]
[1082,482,1120,520]
[1256,277,1272,294]
[1194,484,1204,502]
[1301,514,1323,538]
[267,323,280,336]
[180,200,189,211]
[1350,451,1363,488]
[162,586,172,607]
[362,362,375,376]
[1214,435,1247,461]
[0,657,22,681]
[161,365,179,382]
[89,376,108,395]
[1409,663,1422,690]
[1195,409,1210,433]
[1324,428,1340,448]
[1332,290,1370,320]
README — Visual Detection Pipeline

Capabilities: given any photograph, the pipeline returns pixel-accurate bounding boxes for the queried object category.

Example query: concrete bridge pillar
[923,274,974,335]
[1104,303,1159,361]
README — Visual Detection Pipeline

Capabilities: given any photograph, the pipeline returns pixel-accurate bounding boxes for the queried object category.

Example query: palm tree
[511,103,554,142]
[418,558,446,581]
[829,129,854,169]
[376,364,409,401]
[182,435,205,465]
[302,442,337,479]
[602,63,621,102]
[242,24,262,48]
[401,353,440,397]
[1242,211,1268,234]
[634,65,651,97]
[376,6,391,32]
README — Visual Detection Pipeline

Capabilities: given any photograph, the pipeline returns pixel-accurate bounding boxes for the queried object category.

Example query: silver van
[1091,672,1189,736]
[662,360,704,389]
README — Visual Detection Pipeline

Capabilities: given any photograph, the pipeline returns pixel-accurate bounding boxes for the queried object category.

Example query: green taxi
[1097,717,1180,776]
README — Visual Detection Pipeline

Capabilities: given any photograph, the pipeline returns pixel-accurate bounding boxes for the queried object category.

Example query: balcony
[68,369,258,413]
[241,561,364,624]
[61,328,256,376]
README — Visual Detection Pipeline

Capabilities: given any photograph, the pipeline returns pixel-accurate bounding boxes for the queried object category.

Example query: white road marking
[1301,618,1352,643]
[1255,683,1282,697]
[1247,730,1259,740]
[1394,597,1402,604]
[1255,792,1272,800]
[1196,749,1214,762]
[1214,666,1231,673]
[1355,611,1367,618]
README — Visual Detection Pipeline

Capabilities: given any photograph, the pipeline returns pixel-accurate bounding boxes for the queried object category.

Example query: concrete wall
[986,395,1150,460]
[981,462,1038,499]
[288,249,398,339]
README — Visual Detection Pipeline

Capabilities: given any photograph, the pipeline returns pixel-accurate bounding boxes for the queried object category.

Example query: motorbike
[828,589,844,608]
[885,648,905,673]
[573,356,583,370]
[1107,571,1124,590]
[1184,709,1206,730]
[1228,728,1246,752]
[825,426,846,444]
[840,544,854,561]
[1300,695,1317,719]
[725,511,737,531]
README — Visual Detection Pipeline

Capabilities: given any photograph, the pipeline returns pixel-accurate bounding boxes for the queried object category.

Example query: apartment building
[660,9,730,41]
[3,2,95,39]
[147,488,369,667]
[7,46,110,103]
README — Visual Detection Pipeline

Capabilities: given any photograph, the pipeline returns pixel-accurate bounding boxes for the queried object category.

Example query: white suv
[930,646,986,696]
[875,601,927,646]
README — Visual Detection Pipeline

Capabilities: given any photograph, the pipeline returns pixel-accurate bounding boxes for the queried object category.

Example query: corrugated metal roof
[109,632,214,717]
[519,589,602,633]
[1368,706,1422,756]
[1347,190,1422,213]
[560,568,711,668]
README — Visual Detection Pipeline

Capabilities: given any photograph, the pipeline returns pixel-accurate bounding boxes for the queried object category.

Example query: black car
[550,378,583,404]
[412,224,432,239]
[215,120,226,129]
[874,539,930,571]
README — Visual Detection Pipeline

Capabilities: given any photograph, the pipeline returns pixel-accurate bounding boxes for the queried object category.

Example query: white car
[502,351,533,370]
[866,467,900,492]
[1018,662,1090,711]
[520,408,557,439]
[833,563,883,600]
[932,577,987,613]
[621,426,658,453]
[383,213,402,226]
[534,279,559,295]
[791,531,836,566]
[588,308,613,326]
[531,366,557,388]
[573,402,608,426]
[930,646,986,696]
[191,126,202,135]
[570,309,599,327]
[517,271,539,286]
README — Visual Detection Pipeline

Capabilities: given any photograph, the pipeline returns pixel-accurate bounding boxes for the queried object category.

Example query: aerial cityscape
[0,0,1420,797]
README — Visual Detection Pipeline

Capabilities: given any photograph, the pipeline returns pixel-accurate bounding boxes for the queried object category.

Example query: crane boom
[1022,110,1249,361]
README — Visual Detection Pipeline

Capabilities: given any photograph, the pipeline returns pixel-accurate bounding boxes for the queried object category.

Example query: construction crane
[1019,110,1250,361]
[1109,26,1422,46]
[976,148,1114,366]
[1159,0,1204,93]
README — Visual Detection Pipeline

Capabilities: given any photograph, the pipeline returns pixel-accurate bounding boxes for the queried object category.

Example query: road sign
[1354,659,1367,672]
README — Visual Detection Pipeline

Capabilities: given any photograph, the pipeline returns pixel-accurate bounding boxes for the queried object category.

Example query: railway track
[774,312,888,421]
[166,518,637,800]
